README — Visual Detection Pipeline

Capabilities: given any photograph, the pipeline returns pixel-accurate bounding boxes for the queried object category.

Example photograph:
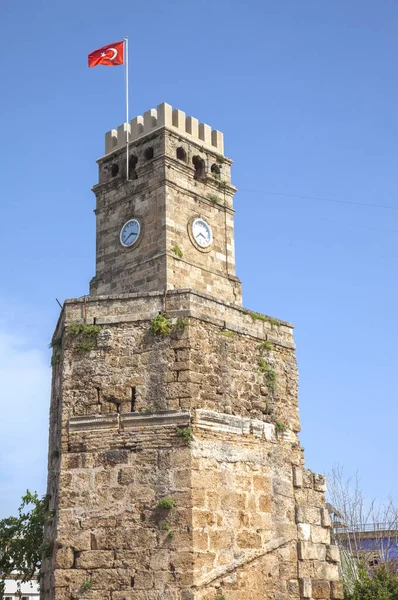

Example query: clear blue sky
[0,0,397,517]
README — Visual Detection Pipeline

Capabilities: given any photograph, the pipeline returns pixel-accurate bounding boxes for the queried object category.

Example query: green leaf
[0,491,52,599]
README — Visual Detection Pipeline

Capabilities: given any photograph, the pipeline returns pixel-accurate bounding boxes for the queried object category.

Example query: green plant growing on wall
[249,312,280,327]
[274,420,287,434]
[49,332,63,366]
[81,578,94,591]
[75,340,96,352]
[157,497,175,510]
[267,369,277,391]
[258,340,273,351]
[207,194,221,205]
[215,595,227,600]
[258,358,269,373]
[172,245,183,258]
[161,522,174,539]
[176,427,193,443]
[150,314,173,337]
[258,358,277,392]
[50,344,62,366]
[216,155,225,165]
[261,397,271,415]
[175,317,189,330]
[66,322,102,353]
[220,330,234,338]
[67,322,101,337]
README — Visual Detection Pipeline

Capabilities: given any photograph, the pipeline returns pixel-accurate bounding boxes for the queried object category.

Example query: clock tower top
[90,102,242,304]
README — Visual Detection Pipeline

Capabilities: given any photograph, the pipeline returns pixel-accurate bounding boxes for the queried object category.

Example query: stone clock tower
[42,103,343,600]
[89,102,241,304]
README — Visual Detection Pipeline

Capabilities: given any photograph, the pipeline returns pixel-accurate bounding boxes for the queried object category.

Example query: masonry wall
[41,291,342,600]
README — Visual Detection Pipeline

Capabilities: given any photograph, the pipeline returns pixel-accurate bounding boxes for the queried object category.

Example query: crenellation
[104,102,225,156]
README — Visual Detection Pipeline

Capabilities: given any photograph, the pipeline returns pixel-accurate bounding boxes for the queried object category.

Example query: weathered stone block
[298,541,326,561]
[299,577,312,599]
[321,507,332,527]
[75,550,115,569]
[314,473,327,492]
[258,493,272,513]
[312,579,330,599]
[293,466,303,488]
[331,580,345,599]
[314,560,340,581]
[326,544,340,563]
[303,506,322,525]
[298,523,311,541]
[55,546,74,569]
[311,524,331,544]
[236,531,262,549]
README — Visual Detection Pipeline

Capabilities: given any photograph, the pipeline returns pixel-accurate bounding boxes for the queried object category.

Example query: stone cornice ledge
[121,410,190,429]
[194,409,296,443]
[69,410,191,432]
[68,410,296,444]
[69,414,119,432]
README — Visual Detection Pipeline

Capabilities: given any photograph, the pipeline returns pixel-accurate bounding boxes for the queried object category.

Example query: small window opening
[211,163,221,177]
[129,155,138,180]
[192,155,206,180]
[176,147,187,161]
[131,576,135,588]
[131,387,136,412]
[111,163,119,177]
[144,147,154,160]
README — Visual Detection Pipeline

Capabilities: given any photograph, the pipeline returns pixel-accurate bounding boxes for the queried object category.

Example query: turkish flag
[88,41,124,67]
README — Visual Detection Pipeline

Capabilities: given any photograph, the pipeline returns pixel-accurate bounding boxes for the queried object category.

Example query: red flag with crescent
[88,41,124,67]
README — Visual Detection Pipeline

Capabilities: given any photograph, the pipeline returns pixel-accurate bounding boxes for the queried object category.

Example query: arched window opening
[176,147,187,161]
[211,164,220,177]
[144,147,154,160]
[111,163,119,177]
[129,155,138,180]
[192,155,205,180]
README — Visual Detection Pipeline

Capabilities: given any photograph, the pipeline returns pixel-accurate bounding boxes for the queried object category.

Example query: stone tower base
[41,290,343,600]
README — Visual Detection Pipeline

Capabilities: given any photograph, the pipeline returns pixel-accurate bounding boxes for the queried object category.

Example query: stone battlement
[105,102,224,156]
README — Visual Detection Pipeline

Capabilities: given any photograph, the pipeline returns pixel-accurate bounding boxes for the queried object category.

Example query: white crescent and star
[100,48,118,60]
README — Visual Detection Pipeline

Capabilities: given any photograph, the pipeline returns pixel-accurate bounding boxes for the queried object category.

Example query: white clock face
[192,218,212,248]
[120,219,141,247]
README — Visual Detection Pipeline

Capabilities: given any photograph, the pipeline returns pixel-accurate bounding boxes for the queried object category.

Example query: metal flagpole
[124,36,129,180]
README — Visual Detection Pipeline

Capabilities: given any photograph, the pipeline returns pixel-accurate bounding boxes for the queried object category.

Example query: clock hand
[125,232,134,242]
